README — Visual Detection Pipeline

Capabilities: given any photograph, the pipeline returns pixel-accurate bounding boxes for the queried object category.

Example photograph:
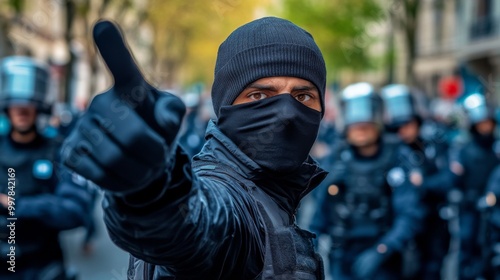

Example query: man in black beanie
[61,17,328,279]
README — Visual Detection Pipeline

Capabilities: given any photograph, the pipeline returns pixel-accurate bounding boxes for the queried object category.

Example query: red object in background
[439,76,463,99]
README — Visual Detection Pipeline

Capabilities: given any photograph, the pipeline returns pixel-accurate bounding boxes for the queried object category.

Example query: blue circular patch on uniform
[33,160,53,179]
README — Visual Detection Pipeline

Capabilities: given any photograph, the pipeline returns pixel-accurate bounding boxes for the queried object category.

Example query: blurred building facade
[0,0,152,111]
[414,0,500,100]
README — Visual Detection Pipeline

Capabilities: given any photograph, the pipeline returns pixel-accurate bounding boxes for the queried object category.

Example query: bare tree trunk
[403,0,419,86]
[0,15,14,56]
[386,10,395,85]
[62,0,77,104]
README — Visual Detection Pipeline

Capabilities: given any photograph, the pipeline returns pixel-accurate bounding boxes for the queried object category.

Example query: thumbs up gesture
[61,20,186,194]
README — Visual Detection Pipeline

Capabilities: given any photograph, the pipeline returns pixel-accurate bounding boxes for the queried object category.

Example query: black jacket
[103,121,327,279]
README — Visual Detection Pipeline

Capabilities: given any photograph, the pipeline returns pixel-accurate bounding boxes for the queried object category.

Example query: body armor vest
[332,141,397,242]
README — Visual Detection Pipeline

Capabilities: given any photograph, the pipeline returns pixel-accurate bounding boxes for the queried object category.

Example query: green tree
[146,0,269,89]
[0,0,25,56]
[278,0,384,83]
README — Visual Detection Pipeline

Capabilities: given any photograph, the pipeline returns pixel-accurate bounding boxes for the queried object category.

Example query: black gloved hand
[351,246,388,279]
[61,20,185,194]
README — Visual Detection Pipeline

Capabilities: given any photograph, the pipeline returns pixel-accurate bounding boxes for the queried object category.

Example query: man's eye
[248,92,268,100]
[295,94,311,102]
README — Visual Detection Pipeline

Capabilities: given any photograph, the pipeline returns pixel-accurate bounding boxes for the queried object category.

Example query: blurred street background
[1,0,495,111]
[59,192,129,280]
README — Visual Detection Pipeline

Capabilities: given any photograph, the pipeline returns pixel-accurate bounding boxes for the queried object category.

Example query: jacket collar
[193,120,328,215]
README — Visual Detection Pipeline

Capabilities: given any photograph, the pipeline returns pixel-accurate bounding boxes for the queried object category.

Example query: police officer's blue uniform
[0,56,92,280]
[380,84,453,279]
[310,83,424,280]
[483,165,500,279]
[452,93,500,280]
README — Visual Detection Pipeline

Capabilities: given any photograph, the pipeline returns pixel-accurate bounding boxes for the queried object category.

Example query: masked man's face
[7,105,37,134]
[233,76,321,112]
[217,76,322,173]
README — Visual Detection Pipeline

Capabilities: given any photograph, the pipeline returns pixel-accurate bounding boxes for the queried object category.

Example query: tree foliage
[146,0,269,89]
[277,0,384,81]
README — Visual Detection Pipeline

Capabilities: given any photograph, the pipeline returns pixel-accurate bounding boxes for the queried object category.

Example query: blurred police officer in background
[310,82,424,280]
[450,92,500,280]
[381,84,452,280]
[178,92,209,158]
[0,56,93,280]
[42,103,81,142]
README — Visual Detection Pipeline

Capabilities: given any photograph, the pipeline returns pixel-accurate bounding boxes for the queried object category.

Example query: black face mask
[217,94,321,173]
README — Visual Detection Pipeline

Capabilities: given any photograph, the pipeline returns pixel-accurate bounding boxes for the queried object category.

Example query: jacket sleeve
[421,169,453,195]
[487,165,500,196]
[309,159,345,237]
[309,150,347,251]
[102,146,265,278]
[15,167,93,230]
[309,184,333,238]
[449,144,467,190]
[487,165,500,229]
[420,148,453,195]
[378,179,424,252]
[378,146,425,252]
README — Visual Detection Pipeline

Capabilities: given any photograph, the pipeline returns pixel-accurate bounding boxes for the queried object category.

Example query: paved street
[60,193,129,280]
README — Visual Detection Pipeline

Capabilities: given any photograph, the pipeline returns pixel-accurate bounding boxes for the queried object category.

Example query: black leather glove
[61,20,185,194]
[351,246,389,279]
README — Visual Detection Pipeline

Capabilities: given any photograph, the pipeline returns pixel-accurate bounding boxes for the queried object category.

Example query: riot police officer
[310,82,424,280]
[0,56,92,279]
[178,93,209,157]
[451,93,500,280]
[381,84,452,279]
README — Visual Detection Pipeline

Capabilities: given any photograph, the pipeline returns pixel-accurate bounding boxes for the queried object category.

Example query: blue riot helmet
[0,56,51,114]
[340,82,383,128]
[380,84,419,132]
[463,93,495,125]
[381,84,432,134]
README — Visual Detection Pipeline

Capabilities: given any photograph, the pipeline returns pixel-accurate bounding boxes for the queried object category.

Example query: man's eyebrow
[244,83,316,91]
[292,85,316,91]
[245,83,277,90]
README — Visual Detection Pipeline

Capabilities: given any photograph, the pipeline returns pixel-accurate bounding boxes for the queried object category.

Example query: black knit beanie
[211,17,326,118]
